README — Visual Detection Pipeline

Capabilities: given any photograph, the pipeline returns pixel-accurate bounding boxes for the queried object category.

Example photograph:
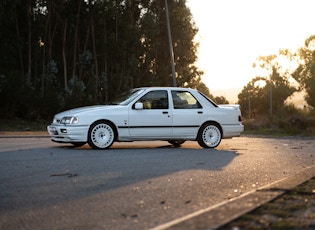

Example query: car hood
[55,105,121,117]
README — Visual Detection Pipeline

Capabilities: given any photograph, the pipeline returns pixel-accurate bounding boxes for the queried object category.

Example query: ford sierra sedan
[47,87,244,149]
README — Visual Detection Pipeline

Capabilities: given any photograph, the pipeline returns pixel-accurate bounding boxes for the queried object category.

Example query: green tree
[214,96,229,105]
[238,77,266,118]
[139,0,203,88]
[0,0,212,120]
[292,35,315,107]
[239,54,297,118]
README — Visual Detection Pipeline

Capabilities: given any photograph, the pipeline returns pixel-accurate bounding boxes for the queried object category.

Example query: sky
[186,0,315,100]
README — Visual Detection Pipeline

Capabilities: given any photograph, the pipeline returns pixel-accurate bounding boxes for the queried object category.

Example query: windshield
[108,88,145,105]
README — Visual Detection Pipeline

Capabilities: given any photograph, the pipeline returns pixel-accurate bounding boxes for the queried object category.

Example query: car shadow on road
[0,142,240,214]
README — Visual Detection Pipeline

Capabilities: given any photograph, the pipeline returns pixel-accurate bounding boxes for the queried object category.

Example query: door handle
[162,111,168,114]
[198,111,203,114]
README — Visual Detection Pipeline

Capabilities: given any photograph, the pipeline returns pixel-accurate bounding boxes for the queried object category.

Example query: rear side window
[171,91,202,109]
[198,91,218,107]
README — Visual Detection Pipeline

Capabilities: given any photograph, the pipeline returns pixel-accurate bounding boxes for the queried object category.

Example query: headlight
[60,116,79,124]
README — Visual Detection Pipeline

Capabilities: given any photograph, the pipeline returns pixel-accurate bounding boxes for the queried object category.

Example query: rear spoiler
[218,104,241,110]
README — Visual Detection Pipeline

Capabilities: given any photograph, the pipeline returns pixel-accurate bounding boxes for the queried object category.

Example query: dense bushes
[243,105,315,135]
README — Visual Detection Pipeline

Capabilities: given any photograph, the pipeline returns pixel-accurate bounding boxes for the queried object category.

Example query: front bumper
[47,125,89,143]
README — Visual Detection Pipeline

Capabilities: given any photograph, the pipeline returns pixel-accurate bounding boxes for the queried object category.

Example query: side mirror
[135,102,144,110]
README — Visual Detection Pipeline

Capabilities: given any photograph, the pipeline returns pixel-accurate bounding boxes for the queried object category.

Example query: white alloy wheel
[197,123,222,148]
[88,121,115,149]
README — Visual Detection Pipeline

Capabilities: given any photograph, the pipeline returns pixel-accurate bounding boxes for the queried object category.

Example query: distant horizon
[212,87,307,108]
[212,87,241,104]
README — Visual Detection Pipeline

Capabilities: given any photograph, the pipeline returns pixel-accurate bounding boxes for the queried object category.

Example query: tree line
[1,0,314,132]
[0,0,212,119]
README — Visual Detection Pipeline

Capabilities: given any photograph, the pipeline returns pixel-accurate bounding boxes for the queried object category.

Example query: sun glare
[186,0,315,100]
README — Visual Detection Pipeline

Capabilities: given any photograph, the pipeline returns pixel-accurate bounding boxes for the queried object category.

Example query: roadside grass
[242,116,315,137]
[243,128,315,137]
[0,118,49,132]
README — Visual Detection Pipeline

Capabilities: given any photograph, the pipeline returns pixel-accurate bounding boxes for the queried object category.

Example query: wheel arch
[89,119,118,141]
[197,120,223,148]
[199,120,223,136]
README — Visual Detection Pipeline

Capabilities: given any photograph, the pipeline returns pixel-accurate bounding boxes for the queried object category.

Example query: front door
[128,90,172,138]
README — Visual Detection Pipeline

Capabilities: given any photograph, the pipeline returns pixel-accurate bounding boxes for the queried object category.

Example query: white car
[47,87,244,149]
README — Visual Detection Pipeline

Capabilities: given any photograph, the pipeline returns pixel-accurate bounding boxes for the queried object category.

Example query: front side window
[172,91,202,109]
[136,90,169,109]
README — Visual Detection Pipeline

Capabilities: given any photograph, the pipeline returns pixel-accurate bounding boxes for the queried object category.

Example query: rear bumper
[222,124,244,138]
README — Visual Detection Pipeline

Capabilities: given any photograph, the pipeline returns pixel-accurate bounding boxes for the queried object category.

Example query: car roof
[136,86,197,91]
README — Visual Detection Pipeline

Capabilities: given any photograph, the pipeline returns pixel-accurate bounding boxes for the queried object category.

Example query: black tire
[87,121,116,149]
[71,142,86,147]
[168,140,186,146]
[197,122,222,148]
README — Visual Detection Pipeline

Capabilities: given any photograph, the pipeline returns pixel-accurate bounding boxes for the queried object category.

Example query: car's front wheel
[197,122,222,148]
[88,121,116,149]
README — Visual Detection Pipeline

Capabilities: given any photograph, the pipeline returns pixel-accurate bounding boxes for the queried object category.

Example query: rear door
[171,90,205,138]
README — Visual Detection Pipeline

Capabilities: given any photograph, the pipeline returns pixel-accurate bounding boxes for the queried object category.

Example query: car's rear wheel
[88,121,116,149]
[168,140,186,146]
[197,122,222,148]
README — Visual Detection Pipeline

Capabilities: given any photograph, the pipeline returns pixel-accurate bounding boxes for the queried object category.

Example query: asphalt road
[0,136,314,230]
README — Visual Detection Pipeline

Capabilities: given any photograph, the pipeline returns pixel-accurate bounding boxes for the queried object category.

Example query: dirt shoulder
[218,177,315,229]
